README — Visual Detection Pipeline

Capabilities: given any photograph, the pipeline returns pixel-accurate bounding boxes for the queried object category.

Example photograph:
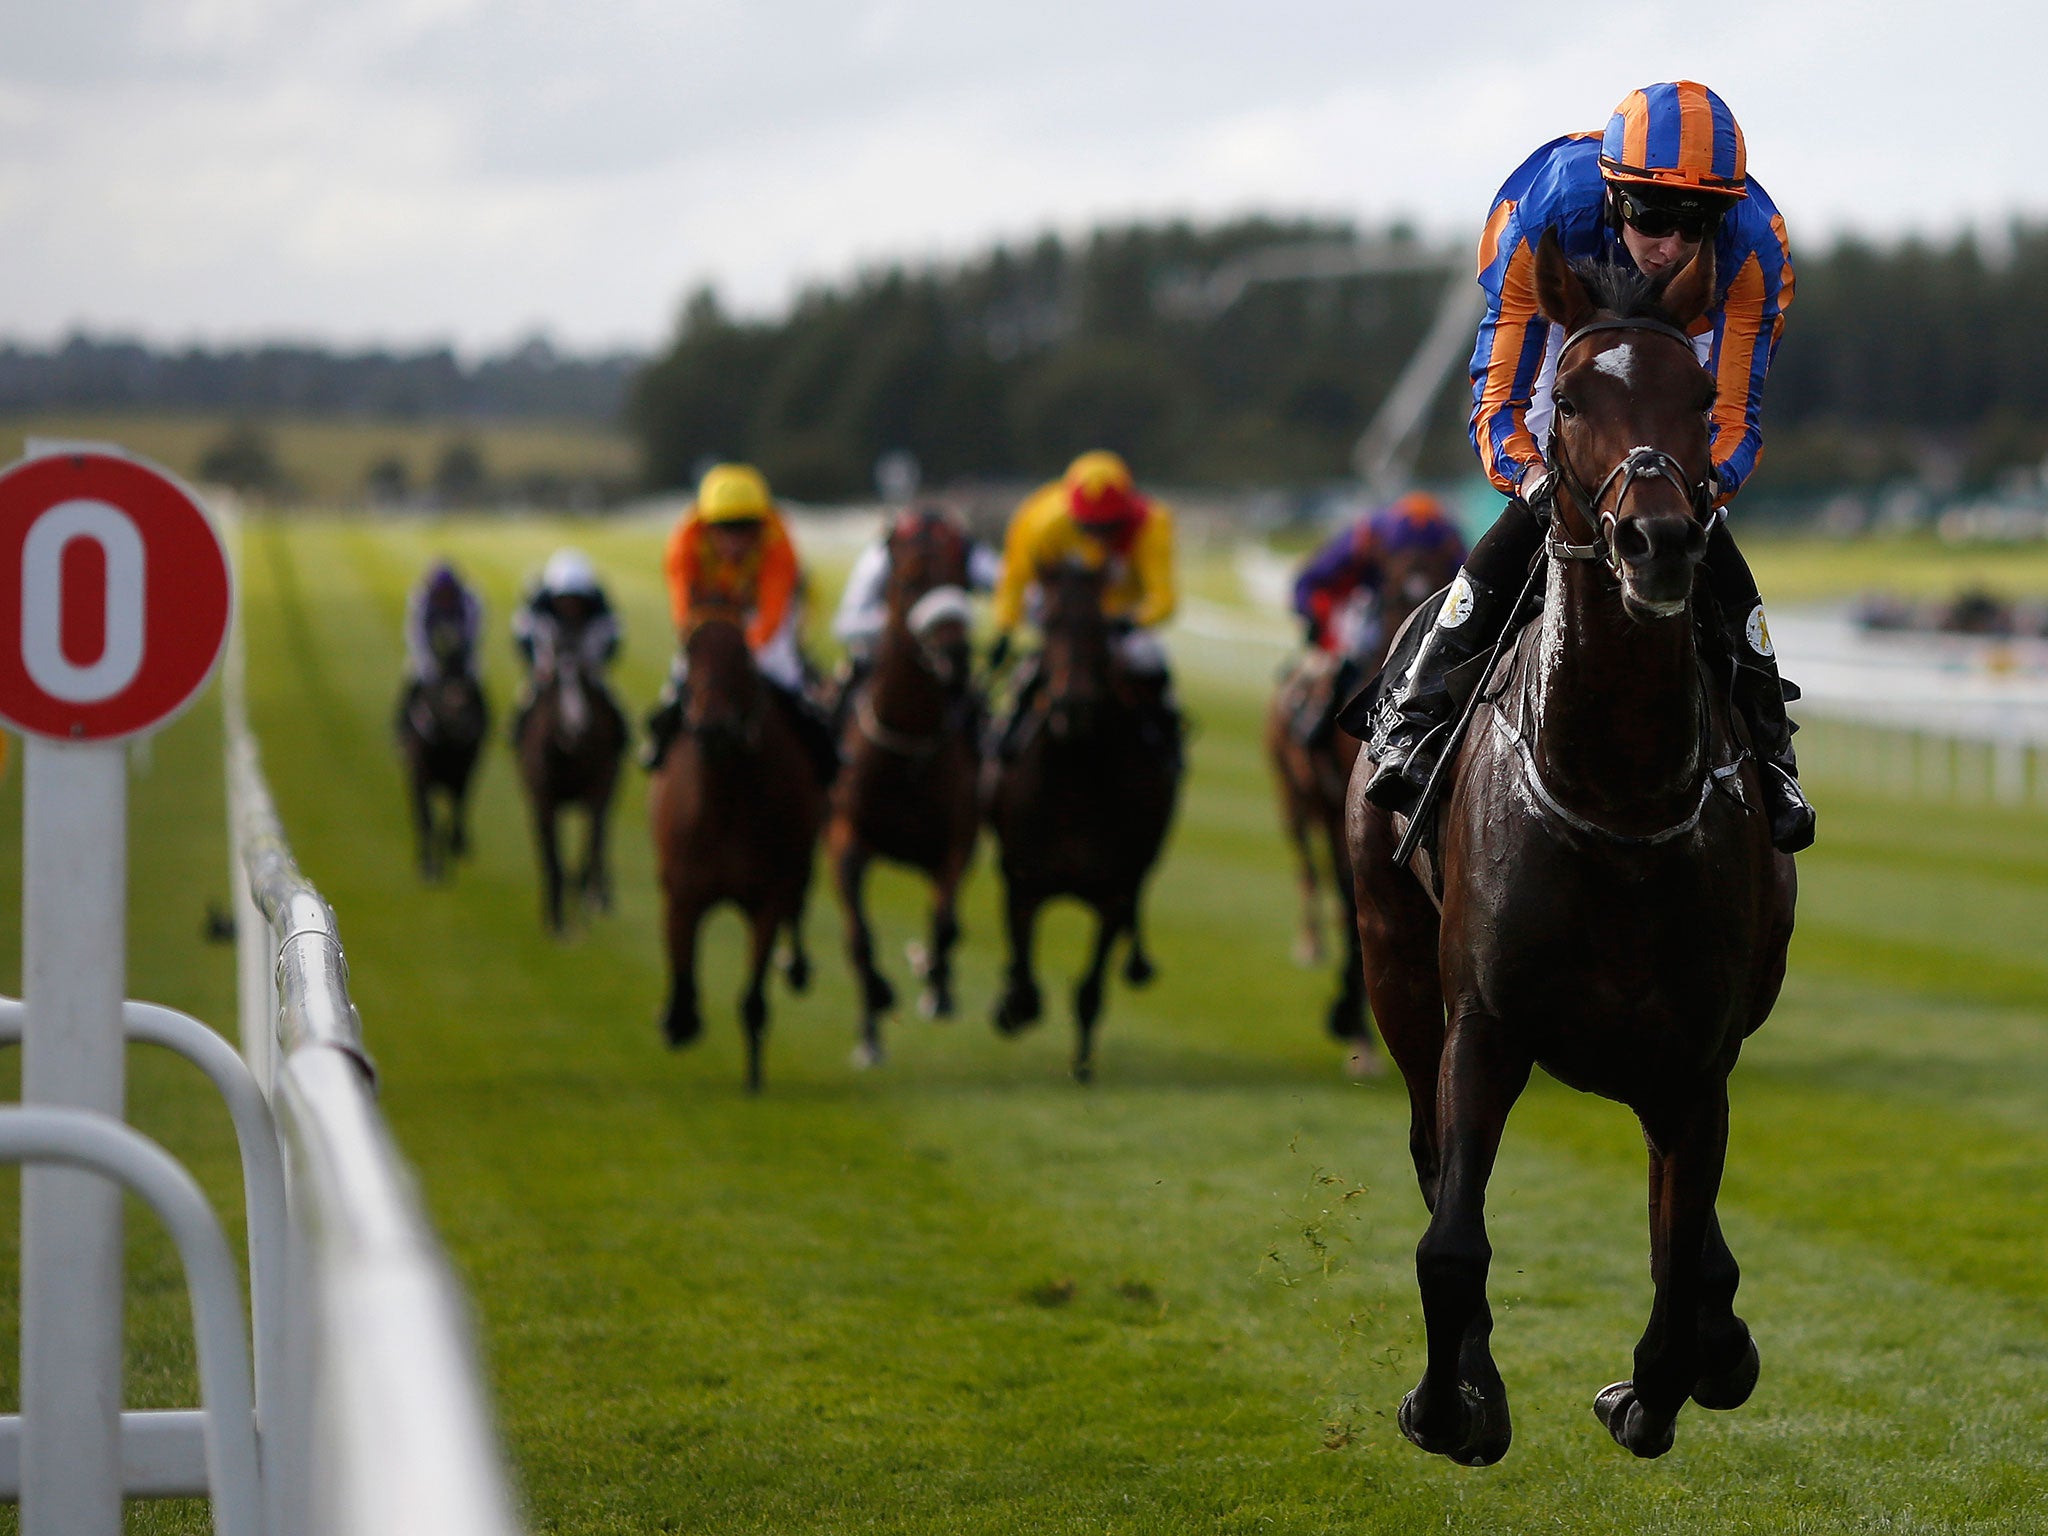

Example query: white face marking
[1592,343,1636,386]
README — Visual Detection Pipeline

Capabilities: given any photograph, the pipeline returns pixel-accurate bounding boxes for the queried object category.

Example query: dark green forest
[629,218,2048,503]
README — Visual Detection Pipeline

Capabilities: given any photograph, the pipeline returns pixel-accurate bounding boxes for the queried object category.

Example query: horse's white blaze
[22,498,147,703]
[1593,343,1636,386]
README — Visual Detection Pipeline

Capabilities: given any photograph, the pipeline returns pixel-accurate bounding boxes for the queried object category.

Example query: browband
[1558,315,1700,360]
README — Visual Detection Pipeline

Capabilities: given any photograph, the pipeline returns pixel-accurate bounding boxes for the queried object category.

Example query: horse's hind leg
[915,858,965,1021]
[1071,899,1131,1085]
[658,890,707,1049]
[832,834,894,1066]
[1593,1083,1732,1459]
[1350,794,1445,1178]
[1123,902,1155,987]
[740,907,778,1094]
[993,880,1044,1036]
[1401,1008,1530,1467]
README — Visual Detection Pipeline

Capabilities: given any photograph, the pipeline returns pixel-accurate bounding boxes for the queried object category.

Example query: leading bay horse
[649,615,825,1093]
[1266,521,1463,1060]
[1346,230,1796,1465]
[986,563,1179,1082]
[396,668,489,882]
[515,627,628,935]
[828,513,981,1066]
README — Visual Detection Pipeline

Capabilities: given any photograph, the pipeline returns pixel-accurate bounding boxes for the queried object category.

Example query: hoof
[849,1040,885,1070]
[1123,950,1156,988]
[1071,1057,1095,1085]
[1693,1332,1760,1411]
[994,984,1042,1036]
[906,940,931,979]
[661,1000,702,1050]
[785,951,811,994]
[1343,1045,1384,1079]
[918,987,952,1022]
[1398,1384,1510,1467]
[1593,1380,1676,1459]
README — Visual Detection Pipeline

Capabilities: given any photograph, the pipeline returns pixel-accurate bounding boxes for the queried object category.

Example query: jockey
[1288,492,1466,745]
[987,450,1181,763]
[509,547,622,740]
[833,501,1001,667]
[1360,80,1815,852]
[404,560,484,685]
[642,462,838,778]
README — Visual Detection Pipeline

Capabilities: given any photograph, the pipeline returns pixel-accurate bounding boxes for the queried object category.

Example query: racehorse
[649,615,825,1093]
[395,670,488,882]
[1266,524,1463,1062]
[828,516,980,1066]
[986,563,1178,1082]
[513,627,627,935]
[1345,231,1796,1465]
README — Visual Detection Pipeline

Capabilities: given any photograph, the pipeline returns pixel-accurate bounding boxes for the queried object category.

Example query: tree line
[630,218,2048,504]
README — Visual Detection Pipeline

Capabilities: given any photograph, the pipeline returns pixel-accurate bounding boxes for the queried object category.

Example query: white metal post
[19,738,128,1536]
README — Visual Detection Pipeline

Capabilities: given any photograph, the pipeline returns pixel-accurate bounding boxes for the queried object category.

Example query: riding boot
[1726,609,1816,853]
[1359,569,1518,816]
[640,685,687,771]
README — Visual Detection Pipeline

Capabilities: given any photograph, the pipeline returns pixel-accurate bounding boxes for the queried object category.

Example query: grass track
[0,521,2044,1532]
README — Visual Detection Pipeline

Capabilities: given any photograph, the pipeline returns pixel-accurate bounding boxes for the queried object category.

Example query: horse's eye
[1556,397,1578,421]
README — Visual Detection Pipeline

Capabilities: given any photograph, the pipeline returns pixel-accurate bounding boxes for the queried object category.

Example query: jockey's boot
[771,683,841,786]
[1360,570,1517,817]
[1726,611,1816,853]
[640,687,687,771]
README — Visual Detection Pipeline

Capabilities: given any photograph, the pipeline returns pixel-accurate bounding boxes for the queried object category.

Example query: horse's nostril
[1614,520,1653,564]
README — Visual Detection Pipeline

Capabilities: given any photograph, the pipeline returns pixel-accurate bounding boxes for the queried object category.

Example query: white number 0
[21,499,146,703]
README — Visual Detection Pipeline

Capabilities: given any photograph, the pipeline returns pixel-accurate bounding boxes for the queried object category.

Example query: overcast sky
[0,0,2032,354]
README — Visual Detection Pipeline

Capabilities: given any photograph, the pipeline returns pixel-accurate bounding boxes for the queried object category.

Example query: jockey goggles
[1612,186,1728,242]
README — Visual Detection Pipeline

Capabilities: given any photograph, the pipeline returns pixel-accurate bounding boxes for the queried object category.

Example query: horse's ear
[1533,227,1595,333]
[1659,239,1716,329]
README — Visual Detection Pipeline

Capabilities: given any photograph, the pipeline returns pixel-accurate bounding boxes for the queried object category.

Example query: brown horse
[1346,231,1796,1465]
[828,516,980,1066]
[1266,527,1463,1059]
[396,669,488,882]
[649,616,825,1093]
[986,563,1179,1082]
[514,627,627,934]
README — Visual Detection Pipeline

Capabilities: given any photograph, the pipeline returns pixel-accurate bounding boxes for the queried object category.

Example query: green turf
[1,525,2046,1533]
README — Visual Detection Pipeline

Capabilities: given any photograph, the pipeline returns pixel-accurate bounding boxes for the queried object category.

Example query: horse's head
[683,613,762,755]
[1535,227,1718,621]
[1038,561,1112,735]
[888,505,975,689]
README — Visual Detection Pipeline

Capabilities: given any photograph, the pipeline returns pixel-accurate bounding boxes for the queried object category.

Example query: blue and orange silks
[1469,132,1793,504]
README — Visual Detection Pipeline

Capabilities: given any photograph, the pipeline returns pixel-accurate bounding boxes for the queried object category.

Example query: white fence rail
[226,573,519,1533]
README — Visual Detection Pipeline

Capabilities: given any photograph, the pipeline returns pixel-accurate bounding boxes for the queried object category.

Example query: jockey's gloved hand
[986,632,1012,672]
[1517,467,1558,523]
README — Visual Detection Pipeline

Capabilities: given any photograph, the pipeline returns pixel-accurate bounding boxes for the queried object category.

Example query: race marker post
[0,444,233,1535]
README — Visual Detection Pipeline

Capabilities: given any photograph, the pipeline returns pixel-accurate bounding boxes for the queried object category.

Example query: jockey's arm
[1469,204,1552,500]
[663,515,698,634]
[1706,215,1794,502]
[1129,504,1177,629]
[832,541,890,646]
[990,496,1051,634]
[746,523,799,651]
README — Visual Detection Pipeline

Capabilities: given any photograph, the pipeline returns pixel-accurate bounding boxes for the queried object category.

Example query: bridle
[1544,316,1724,578]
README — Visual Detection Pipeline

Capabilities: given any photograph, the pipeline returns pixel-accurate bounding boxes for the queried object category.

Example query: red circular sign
[0,450,232,742]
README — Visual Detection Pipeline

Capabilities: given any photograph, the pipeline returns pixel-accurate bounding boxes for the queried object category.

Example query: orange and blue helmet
[1599,81,1747,200]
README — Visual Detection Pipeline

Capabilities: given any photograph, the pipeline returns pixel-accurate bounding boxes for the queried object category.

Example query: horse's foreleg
[1071,899,1131,1084]
[740,906,778,1095]
[916,857,966,1022]
[533,803,566,934]
[411,773,440,883]
[1689,1211,1759,1411]
[1122,902,1155,987]
[582,792,615,915]
[1401,1009,1530,1468]
[832,832,893,1066]
[658,888,706,1049]
[992,879,1043,1036]
[1595,1084,1732,1459]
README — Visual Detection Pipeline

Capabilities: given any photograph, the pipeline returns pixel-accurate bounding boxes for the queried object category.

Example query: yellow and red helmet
[1600,81,1748,200]
[1063,450,1143,528]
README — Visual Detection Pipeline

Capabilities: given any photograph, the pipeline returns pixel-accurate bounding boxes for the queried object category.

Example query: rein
[1544,317,1724,575]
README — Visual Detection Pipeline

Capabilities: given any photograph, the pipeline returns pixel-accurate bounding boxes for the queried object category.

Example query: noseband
[1544,317,1723,576]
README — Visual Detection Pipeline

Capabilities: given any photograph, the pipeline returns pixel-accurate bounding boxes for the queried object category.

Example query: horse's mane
[1571,257,1682,327]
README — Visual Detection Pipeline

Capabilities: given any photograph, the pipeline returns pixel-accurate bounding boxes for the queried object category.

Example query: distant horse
[649,616,826,1093]
[1346,230,1796,1465]
[828,516,980,1066]
[514,628,627,935]
[986,563,1179,1082]
[395,670,489,882]
[1265,527,1463,1059]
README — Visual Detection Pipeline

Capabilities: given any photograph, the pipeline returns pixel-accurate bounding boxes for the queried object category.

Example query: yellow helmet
[1063,450,1133,499]
[696,462,773,524]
